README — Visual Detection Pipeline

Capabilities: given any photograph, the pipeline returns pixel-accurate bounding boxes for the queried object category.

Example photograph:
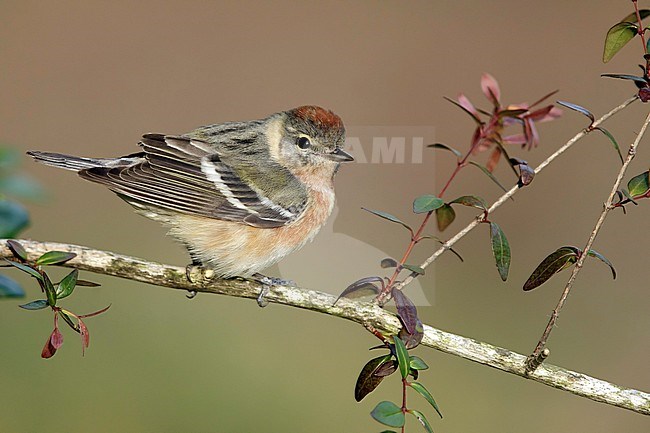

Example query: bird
[27,106,353,291]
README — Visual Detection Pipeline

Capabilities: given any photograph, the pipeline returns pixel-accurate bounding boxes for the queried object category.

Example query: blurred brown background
[2,1,650,431]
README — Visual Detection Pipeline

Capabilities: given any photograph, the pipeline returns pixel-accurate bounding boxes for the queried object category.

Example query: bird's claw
[252,274,295,308]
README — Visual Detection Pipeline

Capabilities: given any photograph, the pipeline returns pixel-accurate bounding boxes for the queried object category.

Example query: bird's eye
[297,136,311,149]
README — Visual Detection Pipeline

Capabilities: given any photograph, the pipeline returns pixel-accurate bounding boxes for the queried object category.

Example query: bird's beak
[324,148,354,162]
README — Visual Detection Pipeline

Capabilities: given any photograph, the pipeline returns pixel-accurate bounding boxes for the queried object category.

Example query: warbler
[28,106,353,280]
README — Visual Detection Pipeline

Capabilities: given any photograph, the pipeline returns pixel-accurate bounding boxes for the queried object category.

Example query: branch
[2,239,649,416]
[527,107,650,372]
[394,94,638,293]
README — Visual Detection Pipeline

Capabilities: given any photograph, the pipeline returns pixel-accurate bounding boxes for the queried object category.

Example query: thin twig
[393,94,638,293]
[1,239,649,415]
[525,108,650,373]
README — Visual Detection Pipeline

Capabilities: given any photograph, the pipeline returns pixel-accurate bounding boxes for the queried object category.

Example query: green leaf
[43,273,56,306]
[594,127,624,165]
[619,10,650,25]
[59,309,79,332]
[523,246,580,291]
[362,208,413,233]
[427,143,462,158]
[402,263,425,275]
[409,356,429,371]
[489,222,510,281]
[0,200,29,238]
[443,96,483,124]
[6,239,28,261]
[601,73,649,84]
[370,401,405,428]
[587,249,617,279]
[18,299,48,310]
[603,22,638,63]
[393,335,410,379]
[627,171,650,196]
[410,382,443,419]
[435,204,455,231]
[556,101,595,123]
[0,174,44,201]
[449,195,488,212]
[409,409,434,433]
[355,355,393,402]
[336,276,383,303]
[56,269,78,300]
[413,195,444,214]
[468,161,508,193]
[36,251,77,266]
[5,260,42,281]
[0,274,24,298]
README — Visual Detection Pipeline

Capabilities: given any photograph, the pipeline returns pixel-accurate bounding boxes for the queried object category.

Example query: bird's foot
[252,273,295,308]
[185,263,217,299]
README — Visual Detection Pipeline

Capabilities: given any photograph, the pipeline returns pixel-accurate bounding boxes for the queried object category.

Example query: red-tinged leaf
[6,240,27,261]
[392,288,418,335]
[435,204,456,231]
[518,163,535,186]
[457,93,481,122]
[523,118,540,149]
[79,318,89,355]
[594,127,624,164]
[51,326,64,350]
[587,249,617,279]
[489,222,510,281]
[502,134,527,145]
[449,195,488,212]
[362,207,413,234]
[523,246,581,291]
[355,355,393,401]
[336,277,383,303]
[41,333,57,359]
[556,101,595,123]
[374,360,398,377]
[525,105,555,122]
[77,304,111,319]
[398,319,423,349]
[528,89,560,109]
[481,73,501,106]
[534,106,563,123]
[444,96,483,124]
[639,88,650,102]
[603,22,639,63]
[427,143,462,159]
[486,147,502,172]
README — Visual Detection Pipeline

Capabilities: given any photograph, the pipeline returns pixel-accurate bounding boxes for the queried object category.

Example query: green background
[2,1,650,431]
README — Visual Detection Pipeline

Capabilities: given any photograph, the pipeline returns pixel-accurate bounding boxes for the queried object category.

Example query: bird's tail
[27,151,141,172]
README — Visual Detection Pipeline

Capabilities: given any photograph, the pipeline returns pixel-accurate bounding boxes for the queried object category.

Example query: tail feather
[27,151,142,172]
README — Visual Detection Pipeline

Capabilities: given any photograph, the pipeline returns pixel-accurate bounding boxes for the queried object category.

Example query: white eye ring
[297,136,311,149]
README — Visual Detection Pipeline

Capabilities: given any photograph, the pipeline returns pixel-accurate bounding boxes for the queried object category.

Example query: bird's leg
[252,273,295,308]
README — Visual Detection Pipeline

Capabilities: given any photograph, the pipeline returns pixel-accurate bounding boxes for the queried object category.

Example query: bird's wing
[79,134,307,228]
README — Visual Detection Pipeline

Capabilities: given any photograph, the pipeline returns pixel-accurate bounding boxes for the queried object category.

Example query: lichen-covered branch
[1,239,648,416]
